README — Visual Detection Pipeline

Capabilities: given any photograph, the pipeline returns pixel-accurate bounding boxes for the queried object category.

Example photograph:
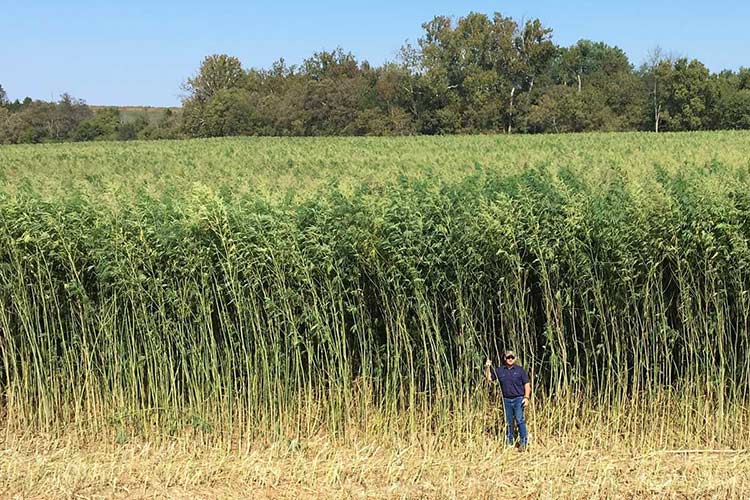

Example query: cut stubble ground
[2,432,748,499]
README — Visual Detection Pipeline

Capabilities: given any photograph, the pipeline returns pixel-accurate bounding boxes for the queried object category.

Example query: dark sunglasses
[505,355,515,360]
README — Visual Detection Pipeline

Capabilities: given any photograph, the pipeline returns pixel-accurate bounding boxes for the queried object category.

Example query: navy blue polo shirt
[491,364,530,398]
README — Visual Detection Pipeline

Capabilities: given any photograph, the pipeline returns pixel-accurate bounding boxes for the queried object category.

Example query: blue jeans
[503,396,528,446]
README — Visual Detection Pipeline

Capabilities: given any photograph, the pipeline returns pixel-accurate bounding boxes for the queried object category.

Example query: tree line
[0,91,181,144]
[2,11,749,143]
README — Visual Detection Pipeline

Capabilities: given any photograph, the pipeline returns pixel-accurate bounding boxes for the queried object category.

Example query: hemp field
[2,132,750,497]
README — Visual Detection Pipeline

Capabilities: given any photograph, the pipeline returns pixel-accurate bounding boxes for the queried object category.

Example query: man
[485,350,531,449]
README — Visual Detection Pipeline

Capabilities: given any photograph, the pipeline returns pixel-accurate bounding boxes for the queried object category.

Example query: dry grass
[1,431,748,499]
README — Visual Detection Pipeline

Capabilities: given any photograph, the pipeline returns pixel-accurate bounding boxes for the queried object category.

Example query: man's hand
[522,397,529,408]
[483,357,493,384]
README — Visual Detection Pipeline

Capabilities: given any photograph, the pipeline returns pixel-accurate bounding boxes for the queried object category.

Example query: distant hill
[90,105,181,124]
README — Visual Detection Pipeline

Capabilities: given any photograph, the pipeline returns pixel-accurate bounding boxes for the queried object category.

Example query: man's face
[504,353,516,366]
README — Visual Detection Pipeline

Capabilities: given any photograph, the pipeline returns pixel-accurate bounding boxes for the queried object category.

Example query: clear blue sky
[2,0,748,107]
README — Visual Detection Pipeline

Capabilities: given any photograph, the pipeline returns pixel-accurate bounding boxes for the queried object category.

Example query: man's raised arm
[484,357,493,383]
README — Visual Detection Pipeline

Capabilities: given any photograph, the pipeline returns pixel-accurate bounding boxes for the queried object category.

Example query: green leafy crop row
[1,133,750,446]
